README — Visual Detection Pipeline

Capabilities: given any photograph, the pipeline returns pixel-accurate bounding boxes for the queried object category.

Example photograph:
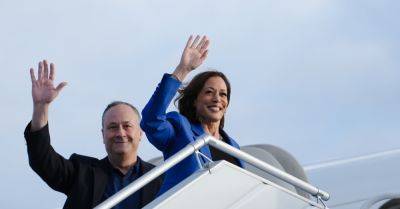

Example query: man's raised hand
[30,60,67,105]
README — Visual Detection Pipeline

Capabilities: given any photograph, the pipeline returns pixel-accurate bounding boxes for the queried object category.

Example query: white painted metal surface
[145,161,324,209]
[305,149,400,209]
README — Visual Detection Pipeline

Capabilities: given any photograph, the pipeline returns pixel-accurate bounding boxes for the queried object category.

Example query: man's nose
[115,125,126,136]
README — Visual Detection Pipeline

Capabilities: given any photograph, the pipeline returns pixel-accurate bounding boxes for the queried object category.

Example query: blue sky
[0,1,399,208]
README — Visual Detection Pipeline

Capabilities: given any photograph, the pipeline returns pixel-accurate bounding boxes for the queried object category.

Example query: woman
[141,35,244,195]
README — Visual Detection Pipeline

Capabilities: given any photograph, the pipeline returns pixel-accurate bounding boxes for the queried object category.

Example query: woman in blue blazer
[141,35,244,196]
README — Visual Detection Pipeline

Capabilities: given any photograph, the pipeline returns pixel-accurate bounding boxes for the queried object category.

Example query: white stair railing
[94,134,330,209]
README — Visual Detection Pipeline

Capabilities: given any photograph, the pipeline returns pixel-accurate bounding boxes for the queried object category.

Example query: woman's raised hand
[173,35,210,81]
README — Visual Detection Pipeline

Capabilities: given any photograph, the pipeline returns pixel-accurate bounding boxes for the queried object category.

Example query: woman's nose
[212,93,221,102]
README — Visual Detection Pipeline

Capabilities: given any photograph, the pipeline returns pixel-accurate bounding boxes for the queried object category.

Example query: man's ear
[101,128,106,144]
[139,128,143,141]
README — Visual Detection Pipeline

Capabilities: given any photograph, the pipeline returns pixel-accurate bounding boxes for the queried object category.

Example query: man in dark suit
[25,60,163,209]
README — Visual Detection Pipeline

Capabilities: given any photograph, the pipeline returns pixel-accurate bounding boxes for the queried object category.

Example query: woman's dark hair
[175,71,231,129]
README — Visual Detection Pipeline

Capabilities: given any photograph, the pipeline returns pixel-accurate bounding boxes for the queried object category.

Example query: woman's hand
[173,35,210,81]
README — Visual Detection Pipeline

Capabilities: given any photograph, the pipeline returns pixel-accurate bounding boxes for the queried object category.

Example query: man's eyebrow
[106,122,118,126]
[106,120,137,126]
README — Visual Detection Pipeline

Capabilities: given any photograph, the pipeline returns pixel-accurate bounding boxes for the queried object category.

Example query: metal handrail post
[208,137,330,201]
[94,135,210,209]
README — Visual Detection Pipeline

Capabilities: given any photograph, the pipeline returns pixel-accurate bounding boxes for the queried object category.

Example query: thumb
[56,82,68,92]
[200,50,209,61]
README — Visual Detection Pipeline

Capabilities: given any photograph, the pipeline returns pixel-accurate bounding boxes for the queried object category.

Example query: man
[24,60,162,209]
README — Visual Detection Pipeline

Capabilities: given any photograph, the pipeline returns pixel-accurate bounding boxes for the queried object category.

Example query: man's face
[102,104,142,158]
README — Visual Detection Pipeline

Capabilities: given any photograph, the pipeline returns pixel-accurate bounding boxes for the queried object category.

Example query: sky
[0,0,399,208]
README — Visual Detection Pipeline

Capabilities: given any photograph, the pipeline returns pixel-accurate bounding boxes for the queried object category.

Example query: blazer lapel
[220,130,238,148]
[92,157,110,207]
[139,158,161,208]
[191,124,244,168]
[220,130,245,168]
[138,158,147,208]
[191,123,212,163]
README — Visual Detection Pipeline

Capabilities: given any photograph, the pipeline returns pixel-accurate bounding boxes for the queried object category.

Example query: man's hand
[173,35,210,81]
[30,60,67,131]
[30,60,67,105]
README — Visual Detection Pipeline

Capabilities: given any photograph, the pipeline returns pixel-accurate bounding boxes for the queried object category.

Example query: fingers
[187,35,209,52]
[38,61,43,81]
[43,60,49,79]
[30,68,37,85]
[190,35,201,48]
[56,82,67,92]
[185,35,193,49]
[200,50,209,62]
[33,60,54,83]
[196,36,207,50]
[49,63,55,81]
[199,39,210,54]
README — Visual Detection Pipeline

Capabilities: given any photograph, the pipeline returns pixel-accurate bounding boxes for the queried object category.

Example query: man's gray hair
[102,101,141,128]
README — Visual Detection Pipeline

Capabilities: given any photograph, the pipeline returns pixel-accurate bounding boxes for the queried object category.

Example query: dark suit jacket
[24,123,163,209]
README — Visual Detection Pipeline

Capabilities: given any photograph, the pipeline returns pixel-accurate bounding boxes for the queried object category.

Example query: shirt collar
[106,157,141,177]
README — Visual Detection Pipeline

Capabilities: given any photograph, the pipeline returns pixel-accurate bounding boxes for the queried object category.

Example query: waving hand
[173,35,210,81]
[29,60,67,131]
[30,60,67,105]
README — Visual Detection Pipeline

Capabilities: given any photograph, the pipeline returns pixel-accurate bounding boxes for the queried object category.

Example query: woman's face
[194,76,228,124]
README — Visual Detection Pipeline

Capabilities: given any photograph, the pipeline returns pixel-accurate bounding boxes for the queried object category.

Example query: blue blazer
[141,74,244,195]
